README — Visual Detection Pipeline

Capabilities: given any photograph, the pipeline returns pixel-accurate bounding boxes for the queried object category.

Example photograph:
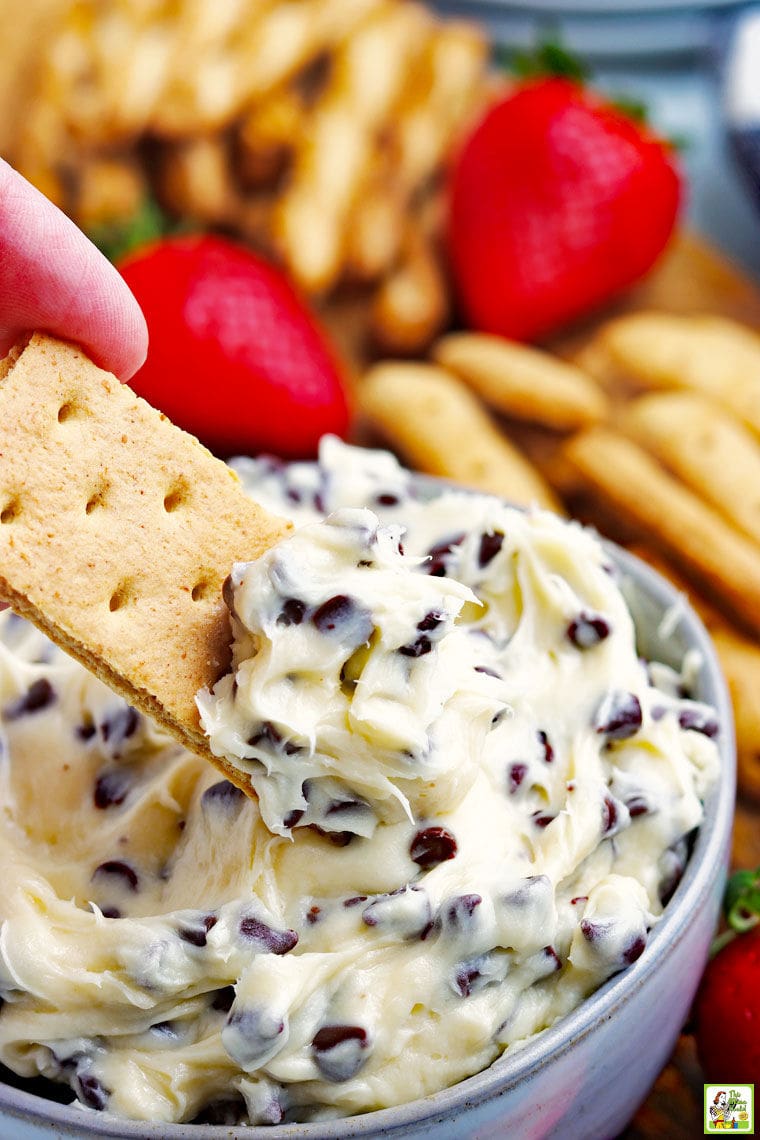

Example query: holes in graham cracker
[191,578,215,603]
[163,479,190,513]
[85,483,109,515]
[0,496,20,524]
[108,582,132,613]
[57,400,80,423]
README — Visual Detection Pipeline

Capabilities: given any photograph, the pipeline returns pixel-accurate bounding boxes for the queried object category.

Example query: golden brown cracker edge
[0,333,292,796]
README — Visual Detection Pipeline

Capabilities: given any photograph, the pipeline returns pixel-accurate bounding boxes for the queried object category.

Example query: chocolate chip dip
[0,439,718,1124]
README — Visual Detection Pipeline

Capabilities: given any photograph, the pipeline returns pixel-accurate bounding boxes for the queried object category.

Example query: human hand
[0,159,148,380]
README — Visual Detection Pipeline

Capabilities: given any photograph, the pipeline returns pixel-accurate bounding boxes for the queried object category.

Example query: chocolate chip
[247,721,283,748]
[659,841,687,905]
[626,794,650,818]
[313,595,359,634]
[543,945,562,971]
[311,825,355,847]
[398,635,432,658]
[531,811,555,829]
[503,875,552,909]
[223,1007,286,1066]
[601,796,619,835]
[312,1025,367,1051]
[678,707,719,738]
[594,691,642,741]
[537,730,554,763]
[508,763,527,793]
[475,665,501,678]
[100,706,139,749]
[179,914,218,947]
[454,960,482,997]
[93,769,131,810]
[326,797,367,817]
[277,598,307,627]
[440,894,482,935]
[375,493,399,506]
[202,780,246,813]
[478,530,504,567]
[622,935,646,965]
[580,918,608,944]
[343,895,368,908]
[306,905,321,925]
[425,534,465,577]
[192,1098,248,1126]
[239,915,298,954]
[410,826,458,868]
[361,886,432,940]
[74,1073,109,1112]
[312,1025,369,1082]
[417,611,444,632]
[211,986,236,1012]
[567,613,611,649]
[92,860,138,891]
[76,721,97,741]
[150,1020,178,1038]
[4,678,55,720]
[100,907,121,919]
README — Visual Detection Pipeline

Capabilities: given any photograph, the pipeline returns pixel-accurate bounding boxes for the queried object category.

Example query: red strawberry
[447,77,681,342]
[118,235,350,459]
[693,867,760,1083]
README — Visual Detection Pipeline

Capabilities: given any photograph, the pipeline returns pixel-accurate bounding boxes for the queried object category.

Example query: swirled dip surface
[0,438,719,1125]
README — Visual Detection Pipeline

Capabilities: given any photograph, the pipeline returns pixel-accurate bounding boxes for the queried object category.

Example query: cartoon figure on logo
[709,1090,738,1130]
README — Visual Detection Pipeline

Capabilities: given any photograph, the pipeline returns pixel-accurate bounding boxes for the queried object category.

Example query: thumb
[0,159,149,380]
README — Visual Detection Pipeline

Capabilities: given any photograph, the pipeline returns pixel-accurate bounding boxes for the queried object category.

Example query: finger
[0,159,149,380]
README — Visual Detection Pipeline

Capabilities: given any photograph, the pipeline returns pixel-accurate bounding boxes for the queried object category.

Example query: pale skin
[0,159,148,380]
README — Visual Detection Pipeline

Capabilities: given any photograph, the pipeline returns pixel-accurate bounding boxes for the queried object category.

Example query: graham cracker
[0,333,291,794]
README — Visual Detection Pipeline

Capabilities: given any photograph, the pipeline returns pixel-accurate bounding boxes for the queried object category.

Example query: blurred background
[3,0,760,374]
[439,0,760,278]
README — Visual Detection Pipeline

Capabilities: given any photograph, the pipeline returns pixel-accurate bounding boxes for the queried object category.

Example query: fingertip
[108,280,149,382]
[56,245,150,382]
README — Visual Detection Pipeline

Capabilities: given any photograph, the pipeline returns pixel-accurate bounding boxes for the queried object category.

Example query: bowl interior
[0,509,736,1139]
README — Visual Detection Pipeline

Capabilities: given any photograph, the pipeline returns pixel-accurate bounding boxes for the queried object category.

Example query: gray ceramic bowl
[0,537,735,1140]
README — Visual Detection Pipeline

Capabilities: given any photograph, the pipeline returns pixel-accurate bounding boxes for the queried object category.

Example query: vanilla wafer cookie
[619,390,760,546]
[590,312,760,436]
[433,332,609,430]
[359,360,561,511]
[0,334,291,792]
[564,426,760,638]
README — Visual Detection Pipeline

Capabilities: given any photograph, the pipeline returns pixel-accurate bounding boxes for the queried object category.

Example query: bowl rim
[0,534,736,1138]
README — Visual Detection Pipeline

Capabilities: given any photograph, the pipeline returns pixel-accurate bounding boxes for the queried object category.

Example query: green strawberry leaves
[724,866,760,932]
[711,864,760,955]
[88,195,193,264]
[498,36,652,131]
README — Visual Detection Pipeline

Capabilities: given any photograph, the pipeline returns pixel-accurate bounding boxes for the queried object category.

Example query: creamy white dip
[0,438,718,1124]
